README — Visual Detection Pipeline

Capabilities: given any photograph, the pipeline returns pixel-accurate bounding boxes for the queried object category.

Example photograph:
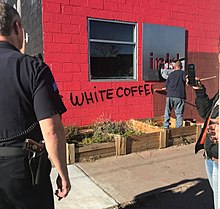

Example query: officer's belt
[0,147,28,157]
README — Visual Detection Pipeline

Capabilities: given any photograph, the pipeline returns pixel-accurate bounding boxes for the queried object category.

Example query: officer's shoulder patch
[52,82,58,92]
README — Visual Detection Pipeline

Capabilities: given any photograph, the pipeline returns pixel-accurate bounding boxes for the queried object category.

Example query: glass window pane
[90,20,134,42]
[90,43,134,79]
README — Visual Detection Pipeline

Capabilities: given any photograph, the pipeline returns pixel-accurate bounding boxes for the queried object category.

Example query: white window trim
[88,18,138,82]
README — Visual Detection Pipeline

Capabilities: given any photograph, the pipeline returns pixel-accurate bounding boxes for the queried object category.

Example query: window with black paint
[88,19,137,81]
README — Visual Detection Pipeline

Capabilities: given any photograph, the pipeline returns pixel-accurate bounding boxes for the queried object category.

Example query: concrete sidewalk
[51,143,210,209]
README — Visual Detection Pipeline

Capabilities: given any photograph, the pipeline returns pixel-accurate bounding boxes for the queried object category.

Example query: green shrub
[64,126,81,144]
[80,119,139,145]
[65,117,141,145]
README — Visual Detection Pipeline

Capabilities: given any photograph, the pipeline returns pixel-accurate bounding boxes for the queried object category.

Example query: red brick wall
[42,0,220,126]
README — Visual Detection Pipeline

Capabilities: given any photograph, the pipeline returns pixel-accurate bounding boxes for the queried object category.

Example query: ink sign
[142,23,185,81]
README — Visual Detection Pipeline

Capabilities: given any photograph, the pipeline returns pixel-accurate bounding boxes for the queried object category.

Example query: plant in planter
[65,116,145,163]
[81,118,140,145]
[65,125,81,144]
[64,125,94,145]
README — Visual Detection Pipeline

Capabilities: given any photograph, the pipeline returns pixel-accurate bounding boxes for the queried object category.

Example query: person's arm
[39,114,71,199]
[209,118,219,142]
[192,78,213,119]
[208,117,219,162]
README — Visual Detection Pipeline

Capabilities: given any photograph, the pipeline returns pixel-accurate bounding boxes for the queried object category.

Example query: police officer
[0,2,71,209]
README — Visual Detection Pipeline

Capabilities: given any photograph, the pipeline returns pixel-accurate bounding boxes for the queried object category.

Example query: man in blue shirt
[163,61,186,129]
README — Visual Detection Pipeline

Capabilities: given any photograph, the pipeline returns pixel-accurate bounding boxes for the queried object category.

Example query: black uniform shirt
[205,100,219,158]
[0,41,66,146]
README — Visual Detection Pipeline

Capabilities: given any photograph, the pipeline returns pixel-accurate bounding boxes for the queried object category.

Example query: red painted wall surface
[42,0,220,126]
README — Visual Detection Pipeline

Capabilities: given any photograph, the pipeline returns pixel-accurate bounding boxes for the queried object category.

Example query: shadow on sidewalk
[121,178,213,209]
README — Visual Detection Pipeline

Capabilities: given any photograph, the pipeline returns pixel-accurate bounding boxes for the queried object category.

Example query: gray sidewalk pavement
[51,143,211,209]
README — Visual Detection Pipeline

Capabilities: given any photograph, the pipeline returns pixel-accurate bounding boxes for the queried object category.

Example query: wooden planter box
[66,132,161,164]
[65,118,203,164]
[126,132,161,153]
[129,117,200,148]
[66,141,116,164]
[163,125,195,147]
[129,119,163,133]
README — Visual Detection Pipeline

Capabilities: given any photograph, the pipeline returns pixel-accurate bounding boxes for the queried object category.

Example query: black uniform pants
[0,156,54,209]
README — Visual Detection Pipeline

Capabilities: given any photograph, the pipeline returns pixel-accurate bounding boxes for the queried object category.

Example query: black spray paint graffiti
[70,84,151,107]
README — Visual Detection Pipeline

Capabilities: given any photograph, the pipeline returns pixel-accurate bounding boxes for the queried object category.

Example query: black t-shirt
[0,41,66,146]
[165,70,186,99]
